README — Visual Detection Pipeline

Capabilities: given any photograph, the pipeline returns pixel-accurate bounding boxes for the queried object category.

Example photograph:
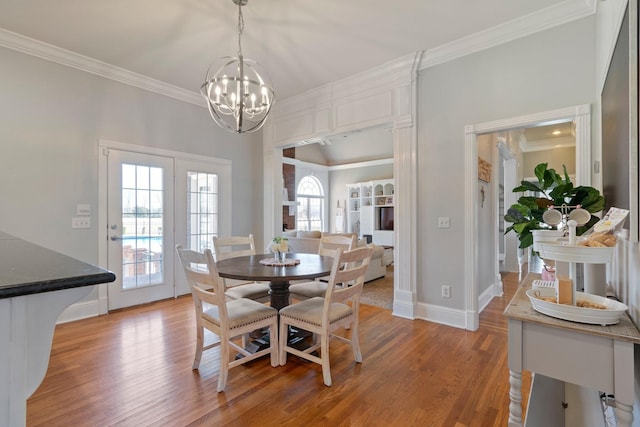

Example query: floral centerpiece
[269,237,289,260]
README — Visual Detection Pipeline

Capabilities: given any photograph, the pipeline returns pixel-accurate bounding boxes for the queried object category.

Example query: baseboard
[478,284,496,314]
[414,302,467,329]
[57,299,101,324]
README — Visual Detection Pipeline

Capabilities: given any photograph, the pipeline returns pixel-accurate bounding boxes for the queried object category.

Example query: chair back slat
[212,234,256,261]
[324,245,374,307]
[318,233,357,258]
[176,245,228,319]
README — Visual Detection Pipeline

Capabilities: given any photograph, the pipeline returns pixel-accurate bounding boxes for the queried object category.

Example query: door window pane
[121,164,164,290]
[186,171,219,252]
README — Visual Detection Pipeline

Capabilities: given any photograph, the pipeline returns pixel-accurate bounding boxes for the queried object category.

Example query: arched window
[296,175,324,231]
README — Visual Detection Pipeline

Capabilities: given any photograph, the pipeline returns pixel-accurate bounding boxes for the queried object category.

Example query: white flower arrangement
[270,237,288,253]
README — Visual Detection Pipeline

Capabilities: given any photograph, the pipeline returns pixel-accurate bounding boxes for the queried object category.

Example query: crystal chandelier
[201,0,274,133]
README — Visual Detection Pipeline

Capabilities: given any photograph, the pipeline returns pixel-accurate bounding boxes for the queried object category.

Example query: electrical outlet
[438,217,450,228]
[442,285,451,298]
[72,217,91,229]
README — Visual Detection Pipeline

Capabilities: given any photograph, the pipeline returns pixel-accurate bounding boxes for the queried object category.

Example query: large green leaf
[516,197,539,210]
[534,163,548,184]
[506,162,604,249]
[571,187,605,212]
[549,182,574,202]
[513,181,544,194]
[518,232,533,249]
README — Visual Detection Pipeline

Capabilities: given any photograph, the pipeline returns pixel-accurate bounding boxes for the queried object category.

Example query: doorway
[105,149,175,310]
[99,141,233,312]
[464,104,591,330]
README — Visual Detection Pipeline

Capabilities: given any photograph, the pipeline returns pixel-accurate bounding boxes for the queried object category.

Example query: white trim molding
[420,0,596,70]
[464,104,592,331]
[264,52,421,320]
[0,0,594,109]
[0,28,203,107]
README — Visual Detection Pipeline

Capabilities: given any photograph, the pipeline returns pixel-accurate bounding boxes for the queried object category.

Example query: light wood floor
[27,273,530,427]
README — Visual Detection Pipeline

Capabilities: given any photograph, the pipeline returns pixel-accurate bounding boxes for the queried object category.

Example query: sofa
[282,230,390,283]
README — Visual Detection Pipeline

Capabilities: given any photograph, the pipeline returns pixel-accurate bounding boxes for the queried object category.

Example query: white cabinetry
[347,179,394,246]
[372,179,394,246]
[346,183,370,238]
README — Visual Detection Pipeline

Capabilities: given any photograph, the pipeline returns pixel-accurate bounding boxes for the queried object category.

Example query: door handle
[110,235,122,241]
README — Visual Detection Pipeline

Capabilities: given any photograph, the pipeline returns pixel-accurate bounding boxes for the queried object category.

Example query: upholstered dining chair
[288,233,357,301]
[176,245,279,392]
[278,245,374,386]
[212,234,271,303]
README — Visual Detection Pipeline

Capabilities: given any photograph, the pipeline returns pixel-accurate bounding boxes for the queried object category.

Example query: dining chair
[288,233,357,301]
[278,245,374,386]
[175,245,279,392]
[212,234,271,303]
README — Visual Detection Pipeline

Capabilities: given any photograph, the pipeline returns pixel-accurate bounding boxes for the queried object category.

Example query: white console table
[504,274,640,426]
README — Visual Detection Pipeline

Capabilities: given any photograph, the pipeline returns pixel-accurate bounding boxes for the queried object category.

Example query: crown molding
[420,0,596,70]
[0,27,204,107]
[0,0,595,106]
[519,136,576,152]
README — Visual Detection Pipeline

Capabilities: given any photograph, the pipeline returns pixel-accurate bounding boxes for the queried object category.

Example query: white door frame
[463,104,591,330]
[98,139,232,314]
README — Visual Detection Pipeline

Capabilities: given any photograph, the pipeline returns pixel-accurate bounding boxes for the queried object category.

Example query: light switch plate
[77,204,91,215]
[438,217,450,228]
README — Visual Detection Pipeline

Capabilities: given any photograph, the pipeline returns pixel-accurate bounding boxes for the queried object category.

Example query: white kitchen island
[0,231,115,427]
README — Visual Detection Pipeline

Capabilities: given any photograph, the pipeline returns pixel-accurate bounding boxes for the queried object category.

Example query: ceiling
[0,0,587,101]
[0,0,590,165]
[520,121,575,152]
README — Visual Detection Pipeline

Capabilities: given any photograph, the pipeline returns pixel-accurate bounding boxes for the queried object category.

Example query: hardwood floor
[27,273,530,427]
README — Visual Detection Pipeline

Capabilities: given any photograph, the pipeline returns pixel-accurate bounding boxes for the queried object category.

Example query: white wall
[417,16,596,307]
[0,46,264,306]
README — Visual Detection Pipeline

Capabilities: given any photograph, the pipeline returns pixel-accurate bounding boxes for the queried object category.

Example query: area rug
[360,266,393,309]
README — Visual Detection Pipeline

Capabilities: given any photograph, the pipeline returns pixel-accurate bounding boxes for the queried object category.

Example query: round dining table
[215,252,334,311]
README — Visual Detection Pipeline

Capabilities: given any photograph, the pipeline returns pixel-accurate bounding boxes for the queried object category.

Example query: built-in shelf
[346,179,394,245]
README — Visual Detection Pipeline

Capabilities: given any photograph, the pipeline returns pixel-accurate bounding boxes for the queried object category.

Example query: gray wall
[417,16,596,307]
[0,46,264,264]
[477,134,496,298]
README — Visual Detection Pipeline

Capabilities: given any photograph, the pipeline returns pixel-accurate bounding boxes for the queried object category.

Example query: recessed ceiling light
[552,130,561,135]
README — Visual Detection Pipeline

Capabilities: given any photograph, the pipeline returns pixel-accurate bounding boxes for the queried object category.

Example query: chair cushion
[288,281,328,299]
[279,297,352,327]
[224,282,270,300]
[203,298,277,329]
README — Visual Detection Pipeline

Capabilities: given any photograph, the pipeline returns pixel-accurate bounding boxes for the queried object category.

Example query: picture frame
[478,157,492,183]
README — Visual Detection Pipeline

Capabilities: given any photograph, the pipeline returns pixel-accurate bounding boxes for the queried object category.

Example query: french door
[106,149,175,310]
[174,158,231,296]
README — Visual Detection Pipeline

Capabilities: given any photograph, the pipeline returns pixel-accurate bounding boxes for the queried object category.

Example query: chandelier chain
[237,3,244,57]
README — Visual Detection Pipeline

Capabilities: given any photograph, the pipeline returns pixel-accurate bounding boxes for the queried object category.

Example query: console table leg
[509,370,523,426]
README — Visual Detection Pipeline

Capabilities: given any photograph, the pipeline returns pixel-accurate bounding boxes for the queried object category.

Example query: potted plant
[504,163,604,250]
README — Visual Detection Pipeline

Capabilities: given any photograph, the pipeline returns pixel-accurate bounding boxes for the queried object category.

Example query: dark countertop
[0,231,116,299]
